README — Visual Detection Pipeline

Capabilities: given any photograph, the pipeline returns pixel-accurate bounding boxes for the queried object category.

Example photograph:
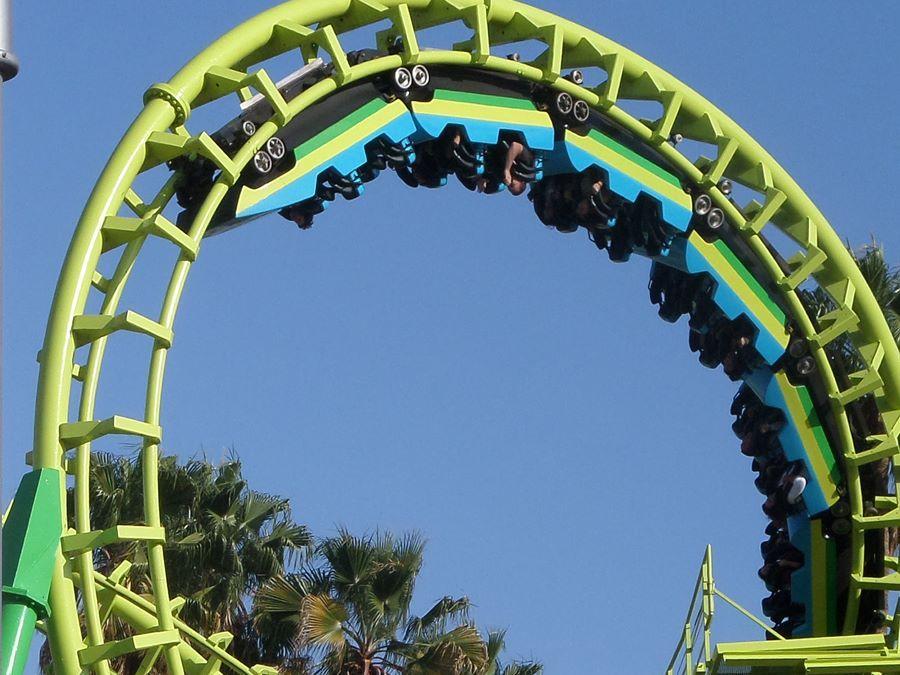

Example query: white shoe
[786,476,807,505]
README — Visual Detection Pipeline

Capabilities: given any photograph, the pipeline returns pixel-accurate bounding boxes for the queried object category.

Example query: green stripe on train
[584,129,682,189]
[293,97,389,159]
[431,88,539,111]
[797,385,840,483]
[713,239,788,326]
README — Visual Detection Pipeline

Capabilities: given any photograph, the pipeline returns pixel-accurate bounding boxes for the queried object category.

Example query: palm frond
[402,624,488,674]
[405,596,472,641]
[255,574,310,615]
[300,566,334,595]
[301,594,348,649]
[499,663,543,675]
[852,241,900,344]
[483,629,507,665]
[321,531,376,588]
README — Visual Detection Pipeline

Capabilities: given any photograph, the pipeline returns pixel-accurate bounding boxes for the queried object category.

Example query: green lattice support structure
[3,1,900,673]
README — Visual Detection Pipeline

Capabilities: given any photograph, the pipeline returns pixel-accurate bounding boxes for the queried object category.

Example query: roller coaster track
[2,1,900,673]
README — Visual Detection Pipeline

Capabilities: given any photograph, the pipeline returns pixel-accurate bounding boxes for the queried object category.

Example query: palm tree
[851,240,900,344]
[167,455,312,668]
[475,630,542,675]
[43,451,312,673]
[253,530,496,674]
[802,239,900,368]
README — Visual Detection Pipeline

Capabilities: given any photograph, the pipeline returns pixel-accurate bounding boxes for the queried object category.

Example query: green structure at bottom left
[2,468,63,675]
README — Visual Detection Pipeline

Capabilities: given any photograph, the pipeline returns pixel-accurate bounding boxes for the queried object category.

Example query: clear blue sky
[3,2,899,672]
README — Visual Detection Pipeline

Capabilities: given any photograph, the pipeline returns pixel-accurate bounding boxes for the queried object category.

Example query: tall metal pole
[0,0,16,485]
[0,3,23,674]
[0,0,18,479]
[0,0,16,440]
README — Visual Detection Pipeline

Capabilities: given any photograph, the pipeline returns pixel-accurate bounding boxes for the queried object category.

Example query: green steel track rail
[4,0,900,672]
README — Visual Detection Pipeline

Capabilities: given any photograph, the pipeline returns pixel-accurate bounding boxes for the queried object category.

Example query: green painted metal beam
[1,469,63,675]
